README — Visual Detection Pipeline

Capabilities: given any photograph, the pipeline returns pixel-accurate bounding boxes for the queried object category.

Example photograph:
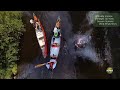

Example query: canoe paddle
[35,62,51,68]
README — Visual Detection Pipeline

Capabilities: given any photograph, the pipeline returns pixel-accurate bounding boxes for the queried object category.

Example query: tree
[0,11,25,79]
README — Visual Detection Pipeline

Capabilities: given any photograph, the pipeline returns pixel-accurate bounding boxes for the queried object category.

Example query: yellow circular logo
[106,67,113,74]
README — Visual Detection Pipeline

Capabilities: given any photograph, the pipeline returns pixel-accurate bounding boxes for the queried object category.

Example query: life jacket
[54,32,58,37]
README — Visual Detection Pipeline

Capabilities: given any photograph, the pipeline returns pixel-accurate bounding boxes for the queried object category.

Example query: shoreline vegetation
[0,11,25,79]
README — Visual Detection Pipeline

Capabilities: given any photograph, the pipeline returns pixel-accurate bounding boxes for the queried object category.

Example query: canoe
[31,13,48,58]
[46,16,61,70]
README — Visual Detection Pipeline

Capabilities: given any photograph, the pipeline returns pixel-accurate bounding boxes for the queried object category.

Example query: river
[17,11,120,79]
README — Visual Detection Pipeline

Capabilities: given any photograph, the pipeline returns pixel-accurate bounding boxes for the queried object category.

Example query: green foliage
[0,11,25,79]
[12,64,17,75]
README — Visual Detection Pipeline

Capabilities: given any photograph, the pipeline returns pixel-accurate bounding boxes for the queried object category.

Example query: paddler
[46,59,57,71]
[30,19,40,30]
[53,17,61,38]
[53,27,61,38]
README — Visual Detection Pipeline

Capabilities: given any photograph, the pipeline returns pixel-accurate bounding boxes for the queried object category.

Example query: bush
[0,11,25,79]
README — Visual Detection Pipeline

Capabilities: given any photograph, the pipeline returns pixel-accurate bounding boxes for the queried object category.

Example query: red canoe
[31,13,48,58]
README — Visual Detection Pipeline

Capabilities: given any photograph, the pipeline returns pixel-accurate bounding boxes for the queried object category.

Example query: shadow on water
[74,56,111,79]
[69,11,91,34]
[17,11,43,78]
[18,12,40,65]
[108,27,120,78]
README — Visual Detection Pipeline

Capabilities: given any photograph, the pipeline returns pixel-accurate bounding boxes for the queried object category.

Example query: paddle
[35,62,51,68]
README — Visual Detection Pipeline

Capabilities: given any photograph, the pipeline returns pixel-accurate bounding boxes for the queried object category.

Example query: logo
[94,12,120,27]
[106,67,113,74]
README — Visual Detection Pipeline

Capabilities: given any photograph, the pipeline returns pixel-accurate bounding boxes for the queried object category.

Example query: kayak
[30,13,48,58]
[46,16,61,70]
